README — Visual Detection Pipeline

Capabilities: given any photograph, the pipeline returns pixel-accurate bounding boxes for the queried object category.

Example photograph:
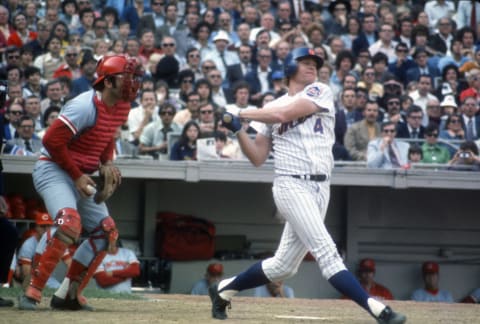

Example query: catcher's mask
[93,55,145,102]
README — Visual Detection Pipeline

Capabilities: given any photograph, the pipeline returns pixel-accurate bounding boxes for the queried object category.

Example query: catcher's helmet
[92,55,144,101]
[284,47,323,77]
[92,55,143,89]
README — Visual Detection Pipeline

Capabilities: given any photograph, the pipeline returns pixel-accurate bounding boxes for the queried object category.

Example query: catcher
[19,55,144,311]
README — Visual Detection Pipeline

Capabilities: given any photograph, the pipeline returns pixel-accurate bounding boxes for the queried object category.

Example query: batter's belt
[290,174,327,181]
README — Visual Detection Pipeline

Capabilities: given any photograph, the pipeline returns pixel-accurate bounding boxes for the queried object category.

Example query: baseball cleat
[209,283,231,320]
[376,306,407,324]
[50,295,94,311]
[18,295,37,310]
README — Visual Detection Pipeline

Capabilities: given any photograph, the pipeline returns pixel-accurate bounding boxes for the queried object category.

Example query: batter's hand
[222,112,242,133]
[225,106,241,116]
[75,174,97,198]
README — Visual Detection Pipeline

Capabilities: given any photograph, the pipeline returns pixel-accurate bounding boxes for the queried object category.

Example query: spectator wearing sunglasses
[0,46,21,75]
[173,91,200,128]
[396,105,426,146]
[3,101,24,140]
[421,123,451,164]
[382,95,403,126]
[439,113,465,157]
[139,102,181,160]
[82,17,112,49]
[198,102,216,137]
[367,121,410,169]
[182,48,203,81]
[154,36,181,88]
[52,46,81,80]
[6,115,43,155]
[174,69,196,106]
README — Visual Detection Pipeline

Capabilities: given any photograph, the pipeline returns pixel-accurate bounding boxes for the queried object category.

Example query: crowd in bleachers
[1,0,480,169]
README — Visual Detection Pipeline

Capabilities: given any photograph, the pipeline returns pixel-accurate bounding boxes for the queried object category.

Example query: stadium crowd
[1,0,480,169]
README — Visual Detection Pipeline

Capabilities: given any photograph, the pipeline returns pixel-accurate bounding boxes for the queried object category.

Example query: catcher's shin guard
[26,208,81,302]
[66,216,118,306]
[64,255,106,307]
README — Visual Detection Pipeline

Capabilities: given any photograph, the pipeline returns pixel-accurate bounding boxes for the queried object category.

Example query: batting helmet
[284,47,323,77]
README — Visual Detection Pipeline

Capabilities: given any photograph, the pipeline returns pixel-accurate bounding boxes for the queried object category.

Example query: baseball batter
[19,55,144,311]
[209,48,406,324]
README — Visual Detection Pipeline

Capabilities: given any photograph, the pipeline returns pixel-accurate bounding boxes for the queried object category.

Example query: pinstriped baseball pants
[262,176,346,281]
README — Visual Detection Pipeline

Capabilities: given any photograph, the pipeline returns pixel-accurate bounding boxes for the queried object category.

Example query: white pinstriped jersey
[254,82,335,176]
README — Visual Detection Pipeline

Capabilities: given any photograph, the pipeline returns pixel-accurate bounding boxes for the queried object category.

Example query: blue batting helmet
[284,47,323,77]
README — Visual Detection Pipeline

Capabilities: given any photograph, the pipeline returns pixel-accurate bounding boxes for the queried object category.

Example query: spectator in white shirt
[424,0,455,30]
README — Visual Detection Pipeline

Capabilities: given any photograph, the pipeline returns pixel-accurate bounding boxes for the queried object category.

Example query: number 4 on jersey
[314,117,323,134]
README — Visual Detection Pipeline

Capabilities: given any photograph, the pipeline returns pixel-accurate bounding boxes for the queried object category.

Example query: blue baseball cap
[272,70,284,80]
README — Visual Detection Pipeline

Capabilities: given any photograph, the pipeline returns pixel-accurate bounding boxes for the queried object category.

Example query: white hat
[440,95,458,109]
[213,30,230,44]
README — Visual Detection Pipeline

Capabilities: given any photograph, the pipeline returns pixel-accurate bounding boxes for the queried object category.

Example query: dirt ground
[1,294,478,324]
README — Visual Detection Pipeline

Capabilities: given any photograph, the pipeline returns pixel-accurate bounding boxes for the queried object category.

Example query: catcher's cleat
[209,283,231,320]
[0,297,14,307]
[18,295,37,311]
[50,295,94,311]
[377,306,407,324]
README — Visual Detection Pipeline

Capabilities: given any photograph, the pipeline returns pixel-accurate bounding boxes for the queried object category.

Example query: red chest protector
[68,96,130,173]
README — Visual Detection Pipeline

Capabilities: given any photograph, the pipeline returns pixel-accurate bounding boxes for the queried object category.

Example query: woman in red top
[7,12,37,48]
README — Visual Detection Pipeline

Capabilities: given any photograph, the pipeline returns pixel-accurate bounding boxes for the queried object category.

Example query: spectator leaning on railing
[367,121,410,169]
[421,123,451,164]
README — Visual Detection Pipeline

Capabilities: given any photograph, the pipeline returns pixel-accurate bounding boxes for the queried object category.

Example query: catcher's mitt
[94,164,121,204]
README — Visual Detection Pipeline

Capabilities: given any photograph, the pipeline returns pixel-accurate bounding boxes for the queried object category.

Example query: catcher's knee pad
[54,208,82,245]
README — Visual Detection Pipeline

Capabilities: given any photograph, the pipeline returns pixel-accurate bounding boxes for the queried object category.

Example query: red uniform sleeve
[43,119,83,180]
[112,263,140,279]
[94,272,126,288]
[100,137,115,164]
[371,284,394,300]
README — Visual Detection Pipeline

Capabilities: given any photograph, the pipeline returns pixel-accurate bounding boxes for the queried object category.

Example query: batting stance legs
[210,178,403,323]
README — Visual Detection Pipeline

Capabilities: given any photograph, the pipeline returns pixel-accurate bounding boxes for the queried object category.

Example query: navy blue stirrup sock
[328,270,370,311]
[219,261,270,292]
